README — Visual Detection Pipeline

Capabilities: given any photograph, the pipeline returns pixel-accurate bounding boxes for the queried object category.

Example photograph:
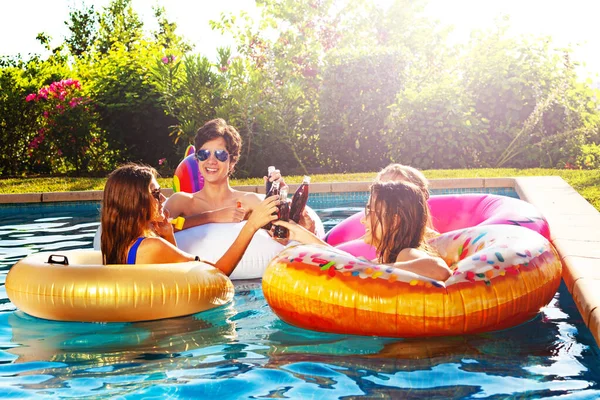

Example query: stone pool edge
[2,176,600,346]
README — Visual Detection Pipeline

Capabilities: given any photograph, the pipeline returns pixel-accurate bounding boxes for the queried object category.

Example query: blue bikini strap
[126,237,145,264]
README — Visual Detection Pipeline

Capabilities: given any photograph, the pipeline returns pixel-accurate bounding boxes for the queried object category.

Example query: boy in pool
[165,118,316,232]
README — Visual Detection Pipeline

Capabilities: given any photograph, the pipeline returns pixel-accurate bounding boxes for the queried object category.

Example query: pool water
[0,190,599,399]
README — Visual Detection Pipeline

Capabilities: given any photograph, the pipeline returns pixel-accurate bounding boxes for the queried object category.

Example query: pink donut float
[172,145,204,193]
[330,193,550,259]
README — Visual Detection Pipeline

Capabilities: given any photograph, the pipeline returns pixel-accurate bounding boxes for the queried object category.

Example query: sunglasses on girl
[151,188,162,201]
[195,149,229,162]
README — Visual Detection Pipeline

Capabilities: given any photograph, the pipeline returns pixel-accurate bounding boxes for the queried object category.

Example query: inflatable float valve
[169,216,186,230]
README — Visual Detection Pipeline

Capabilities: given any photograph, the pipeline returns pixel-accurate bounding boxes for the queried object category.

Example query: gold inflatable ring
[6,250,234,322]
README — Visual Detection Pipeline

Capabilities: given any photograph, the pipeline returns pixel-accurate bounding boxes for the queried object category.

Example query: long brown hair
[369,181,436,264]
[375,163,430,199]
[101,163,158,264]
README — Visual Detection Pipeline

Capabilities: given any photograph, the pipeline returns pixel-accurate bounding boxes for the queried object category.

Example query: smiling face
[197,137,234,184]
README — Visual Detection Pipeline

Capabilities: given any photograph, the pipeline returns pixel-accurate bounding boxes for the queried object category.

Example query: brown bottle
[273,187,289,239]
[290,175,310,223]
[263,180,280,231]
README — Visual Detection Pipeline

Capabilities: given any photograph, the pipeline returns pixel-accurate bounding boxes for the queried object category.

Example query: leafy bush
[387,80,488,168]
[151,53,223,149]
[319,48,406,172]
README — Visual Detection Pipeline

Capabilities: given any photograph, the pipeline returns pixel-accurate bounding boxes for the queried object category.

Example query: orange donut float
[262,224,562,337]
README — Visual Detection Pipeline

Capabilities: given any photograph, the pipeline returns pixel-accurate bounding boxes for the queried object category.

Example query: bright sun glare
[0,0,598,79]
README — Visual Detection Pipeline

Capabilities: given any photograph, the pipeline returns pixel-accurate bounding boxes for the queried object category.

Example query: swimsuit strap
[126,237,146,265]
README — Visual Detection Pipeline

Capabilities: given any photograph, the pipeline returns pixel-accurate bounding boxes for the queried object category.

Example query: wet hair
[101,163,158,264]
[375,164,429,199]
[194,118,242,165]
[368,181,436,264]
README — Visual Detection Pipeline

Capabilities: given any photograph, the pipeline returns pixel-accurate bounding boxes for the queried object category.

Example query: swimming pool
[0,189,599,398]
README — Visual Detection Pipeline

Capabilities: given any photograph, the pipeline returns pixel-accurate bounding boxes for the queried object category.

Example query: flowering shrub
[25,79,114,174]
[161,55,176,64]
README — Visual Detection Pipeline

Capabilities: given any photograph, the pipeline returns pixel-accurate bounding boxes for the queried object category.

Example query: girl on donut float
[101,163,279,275]
[274,181,451,281]
[164,118,315,232]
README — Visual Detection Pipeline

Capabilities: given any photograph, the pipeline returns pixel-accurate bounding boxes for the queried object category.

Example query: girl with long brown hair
[101,163,279,276]
[273,181,451,281]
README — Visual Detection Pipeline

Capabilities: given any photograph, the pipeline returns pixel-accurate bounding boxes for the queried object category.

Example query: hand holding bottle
[263,166,287,192]
[246,195,280,232]
[272,219,323,246]
[297,209,316,234]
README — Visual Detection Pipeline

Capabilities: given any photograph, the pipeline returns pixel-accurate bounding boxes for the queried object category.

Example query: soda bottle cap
[267,166,276,175]
[303,175,311,183]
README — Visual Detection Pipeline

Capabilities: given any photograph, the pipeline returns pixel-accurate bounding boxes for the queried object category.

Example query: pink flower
[57,149,63,156]
[25,93,37,102]
[162,55,176,64]
[28,133,45,149]
[158,158,166,165]
[69,98,78,108]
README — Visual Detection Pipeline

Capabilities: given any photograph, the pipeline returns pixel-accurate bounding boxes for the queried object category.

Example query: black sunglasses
[151,188,162,201]
[195,149,229,162]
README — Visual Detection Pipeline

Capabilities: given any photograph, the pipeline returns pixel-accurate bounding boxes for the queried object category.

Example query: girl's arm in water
[392,248,452,281]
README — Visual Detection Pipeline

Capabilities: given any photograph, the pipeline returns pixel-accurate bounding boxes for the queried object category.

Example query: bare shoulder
[165,191,194,206]
[236,191,263,207]
[137,237,192,264]
[137,237,173,259]
[396,248,428,262]
[164,191,195,216]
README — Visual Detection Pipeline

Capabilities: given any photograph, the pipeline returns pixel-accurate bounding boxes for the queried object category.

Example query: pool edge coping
[0,177,518,203]
[2,176,600,346]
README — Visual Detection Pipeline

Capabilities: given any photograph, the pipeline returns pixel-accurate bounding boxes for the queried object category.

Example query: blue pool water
[0,189,599,399]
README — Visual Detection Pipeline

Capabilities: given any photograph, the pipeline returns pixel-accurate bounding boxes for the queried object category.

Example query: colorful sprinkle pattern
[274,224,551,289]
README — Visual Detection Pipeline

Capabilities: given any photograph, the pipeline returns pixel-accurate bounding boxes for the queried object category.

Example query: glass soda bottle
[263,180,280,231]
[265,166,276,196]
[290,175,310,223]
[273,186,290,239]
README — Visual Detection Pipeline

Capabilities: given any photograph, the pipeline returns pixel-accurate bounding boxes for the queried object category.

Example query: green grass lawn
[1,168,599,211]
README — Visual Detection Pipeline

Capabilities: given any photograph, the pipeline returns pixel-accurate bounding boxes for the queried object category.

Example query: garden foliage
[0,0,599,177]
